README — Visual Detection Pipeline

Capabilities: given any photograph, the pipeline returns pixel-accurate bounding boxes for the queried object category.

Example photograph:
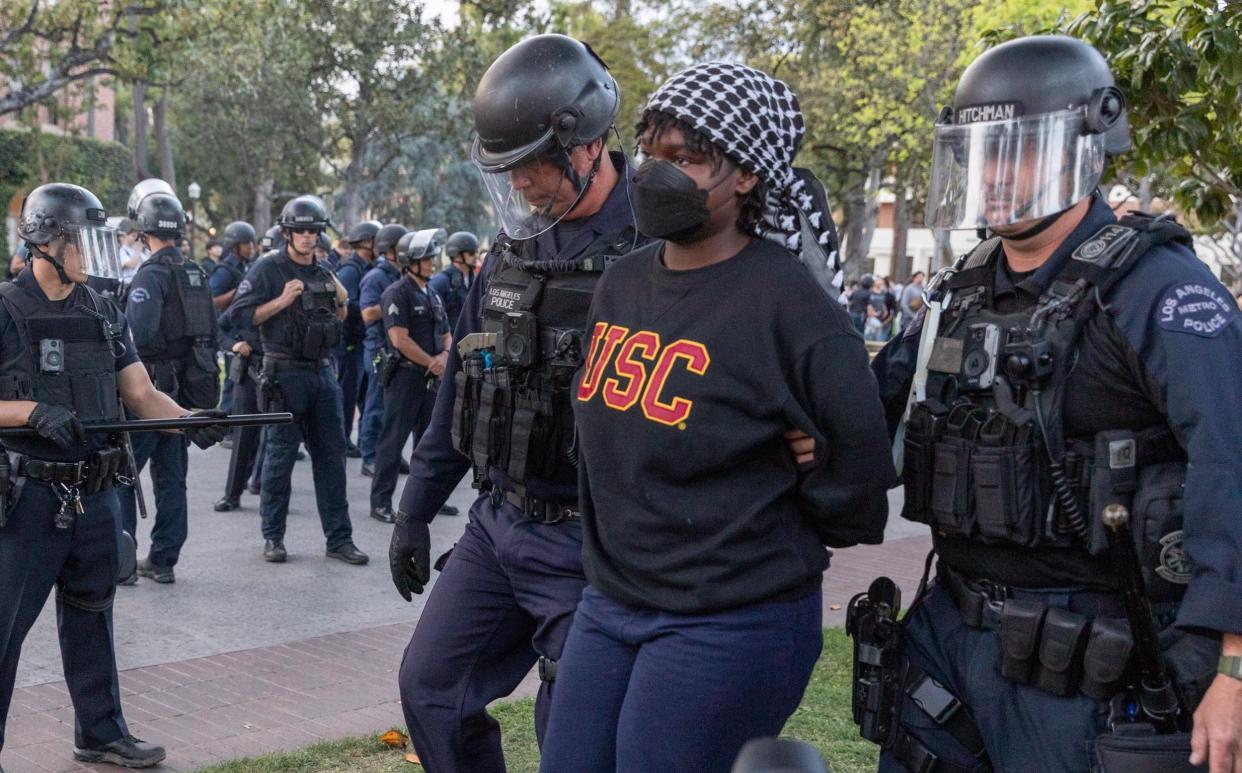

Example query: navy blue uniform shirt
[872,196,1242,635]
[399,151,638,523]
[428,264,471,328]
[208,252,247,299]
[381,274,448,359]
[360,259,400,352]
[227,248,335,359]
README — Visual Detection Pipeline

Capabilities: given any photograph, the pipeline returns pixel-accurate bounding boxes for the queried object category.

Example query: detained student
[539,62,895,773]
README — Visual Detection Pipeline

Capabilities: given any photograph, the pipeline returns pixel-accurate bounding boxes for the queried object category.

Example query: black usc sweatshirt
[573,238,896,614]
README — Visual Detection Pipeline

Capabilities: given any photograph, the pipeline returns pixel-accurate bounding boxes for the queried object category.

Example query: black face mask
[632,159,734,244]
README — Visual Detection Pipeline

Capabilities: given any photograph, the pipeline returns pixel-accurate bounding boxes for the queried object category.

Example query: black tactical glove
[26,403,85,450]
[184,409,229,449]
[389,510,431,602]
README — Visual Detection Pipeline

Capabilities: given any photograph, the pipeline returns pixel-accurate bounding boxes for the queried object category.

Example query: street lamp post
[187,181,202,260]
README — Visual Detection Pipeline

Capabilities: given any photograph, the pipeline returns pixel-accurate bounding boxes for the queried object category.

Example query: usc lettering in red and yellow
[577,322,710,427]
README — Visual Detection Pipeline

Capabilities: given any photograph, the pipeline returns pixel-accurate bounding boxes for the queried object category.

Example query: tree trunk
[152,87,175,188]
[341,143,367,229]
[153,88,176,191]
[253,175,274,233]
[852,161,884,270]
[841,181,867,271]
[132,79,150,180]
[891,183,913,282]
[614,0,632,20]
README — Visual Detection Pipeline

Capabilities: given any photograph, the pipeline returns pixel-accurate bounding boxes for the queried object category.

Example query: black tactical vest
[0,281,123,460]
[136,250,219,409]
[260,253,342,361]
[901,215,1193,600]
[452,228,641,495]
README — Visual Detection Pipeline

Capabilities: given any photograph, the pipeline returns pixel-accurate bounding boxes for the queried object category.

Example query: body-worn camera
[1002,331,1054,386]
[39,338,65,374]
[961,322,999,391]
[498,311,539,368]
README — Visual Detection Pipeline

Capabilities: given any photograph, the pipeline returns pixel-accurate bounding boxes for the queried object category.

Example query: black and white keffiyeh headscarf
[644,61,842,286]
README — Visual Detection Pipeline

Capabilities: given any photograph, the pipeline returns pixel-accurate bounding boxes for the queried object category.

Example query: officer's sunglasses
[288,227,322,235]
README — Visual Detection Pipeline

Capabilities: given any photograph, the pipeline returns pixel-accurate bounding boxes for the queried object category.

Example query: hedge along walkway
[0,535,930,773]
[0,127,133,266]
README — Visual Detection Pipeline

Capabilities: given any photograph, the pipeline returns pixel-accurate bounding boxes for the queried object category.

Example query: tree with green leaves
[0,0,165,115]
[1065,0,1241,284]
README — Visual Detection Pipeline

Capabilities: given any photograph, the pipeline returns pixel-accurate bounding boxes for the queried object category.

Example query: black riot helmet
[222,221,257,251]
[127,178,175,220]
[134,192,187,239]
[18,183,121,283]
[261,225,284,253]
[471,34,620,240]
[394,228,446,273]
[345,220,382,245]
[278,195,330,231]
[445,231,480,259]
[925,35,1129,232]
[374,224,408,258]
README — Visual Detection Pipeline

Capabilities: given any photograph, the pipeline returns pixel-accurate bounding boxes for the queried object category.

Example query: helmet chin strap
[999,209,1066,241]
[33,243,73,285]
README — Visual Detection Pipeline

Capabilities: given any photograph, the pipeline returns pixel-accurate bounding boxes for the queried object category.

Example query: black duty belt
[499,489,579,524]
[16,446,127,495]
[939,565,1127,632]
[262,355,331,371]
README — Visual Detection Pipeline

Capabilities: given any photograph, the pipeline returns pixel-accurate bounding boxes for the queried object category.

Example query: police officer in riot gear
[335,220,381,457]
[858,36,1242,773]
[388,34,645,772]
[210,221,258,417]
[428,231,479,329]
[0,183,227,768]
[211,222,263,512]
[357,223,407,476]
[118,187,225,585]
[369,229,450,524]
[259,225,284,256]
[229,195,368,566]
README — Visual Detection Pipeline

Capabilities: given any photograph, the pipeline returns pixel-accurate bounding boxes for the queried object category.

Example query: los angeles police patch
[1156,281,1235,338]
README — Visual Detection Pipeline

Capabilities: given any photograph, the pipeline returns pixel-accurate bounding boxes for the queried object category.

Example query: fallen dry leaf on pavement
[379,729,408,749]
[405,751,422,765]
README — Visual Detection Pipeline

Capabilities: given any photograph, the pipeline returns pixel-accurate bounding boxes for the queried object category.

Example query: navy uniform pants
[878,584,1108,773]
[539,585,822,773]
[370,367,434,510]
[0,482,129,753]
[358,348,384,465]
[336,345,365,445]
[398,494,585,773]
[259,365,353,550]
[223,369,262,502]
[118,428,189,569]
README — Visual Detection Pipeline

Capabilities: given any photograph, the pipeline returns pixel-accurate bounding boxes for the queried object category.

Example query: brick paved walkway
[1,534,931,773]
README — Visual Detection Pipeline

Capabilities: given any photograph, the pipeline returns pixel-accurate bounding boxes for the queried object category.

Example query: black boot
[370,506,396,524]
[136,558,175,584]
[360,462,376,478]
[264,540,287,563]
[214,495,240,512]
[326,543,369,565]
[73,735,166,768]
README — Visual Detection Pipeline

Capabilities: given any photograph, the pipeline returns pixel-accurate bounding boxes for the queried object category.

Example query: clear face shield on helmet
[49,224,122,280]
[473,138,594,241]
[924,107,1107,231]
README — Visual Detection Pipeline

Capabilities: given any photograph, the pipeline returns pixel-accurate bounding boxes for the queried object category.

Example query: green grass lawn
[195,628,876,773]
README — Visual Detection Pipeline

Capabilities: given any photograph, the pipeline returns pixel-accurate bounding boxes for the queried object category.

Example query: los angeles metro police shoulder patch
[1156,281,1236,338]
